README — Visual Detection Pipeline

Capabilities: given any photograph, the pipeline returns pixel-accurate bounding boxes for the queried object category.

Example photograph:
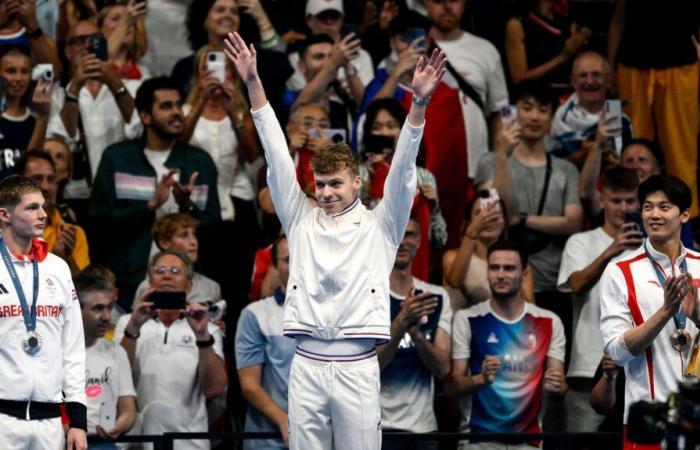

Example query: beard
[149,119,182,140]
[433,14,460,34]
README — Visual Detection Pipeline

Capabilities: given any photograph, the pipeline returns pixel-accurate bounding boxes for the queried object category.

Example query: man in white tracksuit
[224,32,446,449]
[0,176,87,450]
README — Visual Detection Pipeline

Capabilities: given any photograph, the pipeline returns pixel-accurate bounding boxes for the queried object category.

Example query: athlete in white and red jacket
[225,32,445,450]
[0,176,87,450]
[600,174,700,450]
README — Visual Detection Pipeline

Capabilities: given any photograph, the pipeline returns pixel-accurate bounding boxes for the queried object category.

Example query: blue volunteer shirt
[235,289,296,449]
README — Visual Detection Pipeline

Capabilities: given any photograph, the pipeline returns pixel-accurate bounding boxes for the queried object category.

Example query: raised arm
[377,50,446,245]
[225,32,310,233]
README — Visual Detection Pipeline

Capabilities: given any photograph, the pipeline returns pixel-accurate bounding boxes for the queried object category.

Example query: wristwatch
[196,335,215,348]
[412,95,431,106]
[114,85,129,98]
[345,65,358,77]
[518,212,529,227]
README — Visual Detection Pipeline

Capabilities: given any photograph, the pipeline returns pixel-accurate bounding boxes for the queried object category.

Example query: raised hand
[224,32,258,84]
[410,48,447,100]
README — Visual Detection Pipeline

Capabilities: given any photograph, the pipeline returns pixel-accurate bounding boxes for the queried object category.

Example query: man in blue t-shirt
[377,218,452,450]
[446,241,567,449]
[235,235,296,449]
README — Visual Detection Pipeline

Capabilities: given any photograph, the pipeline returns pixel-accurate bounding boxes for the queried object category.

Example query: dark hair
[74,272,113,308]
[600,166,638,193]
[487,240,528,269]
[0,44,31,62]
[512,79,557,111]
[362,98,406,151]
[621,138,665,169]
[186,0,218,51]
[298,33,335,60]
[135,76,181,114]
[637,174,691,213]
[15,150,56,176]
[462,191,509,235]
[271,235,288,265]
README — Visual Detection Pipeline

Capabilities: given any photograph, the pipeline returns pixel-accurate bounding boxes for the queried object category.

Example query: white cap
[305,0,344,16]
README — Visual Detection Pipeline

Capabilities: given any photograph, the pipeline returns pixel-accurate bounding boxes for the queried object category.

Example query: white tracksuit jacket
[252,103,424,342]
[600,240,699,423]
[0,239,86,407]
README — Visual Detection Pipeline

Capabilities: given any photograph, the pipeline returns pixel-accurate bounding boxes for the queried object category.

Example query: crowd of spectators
[1,0,699,448]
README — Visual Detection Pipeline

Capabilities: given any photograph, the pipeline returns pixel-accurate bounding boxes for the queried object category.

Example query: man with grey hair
[115,249,227,450]
[550,51,632,166]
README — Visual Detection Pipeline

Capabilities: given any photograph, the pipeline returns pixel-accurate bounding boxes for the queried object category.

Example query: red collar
[10,238,49,262]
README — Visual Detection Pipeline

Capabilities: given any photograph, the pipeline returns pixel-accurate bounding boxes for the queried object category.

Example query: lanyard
[0,238,39,332]
[644,241,687,331]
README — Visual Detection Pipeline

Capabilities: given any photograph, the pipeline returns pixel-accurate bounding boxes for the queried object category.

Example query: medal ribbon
[0,238,39,332]
[644,241,687,332]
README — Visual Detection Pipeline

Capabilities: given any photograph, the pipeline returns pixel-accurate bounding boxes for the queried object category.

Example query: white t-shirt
[144,148,178,217]
[557,227,618,378]
[85,338,136,434]
[436,31,509,164]
[183,105,256,220]
[114,315,225,450]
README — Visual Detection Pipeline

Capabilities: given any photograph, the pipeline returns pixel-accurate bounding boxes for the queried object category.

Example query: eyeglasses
[151,265,185,275]
[66,33,99,47]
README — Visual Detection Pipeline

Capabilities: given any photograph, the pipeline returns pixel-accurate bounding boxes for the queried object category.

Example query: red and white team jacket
[252,103,424,343]
[0,239,86,406]
[600,240,699,423]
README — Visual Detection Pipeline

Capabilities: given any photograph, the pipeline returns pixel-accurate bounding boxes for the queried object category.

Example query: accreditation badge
[22,330,43,355]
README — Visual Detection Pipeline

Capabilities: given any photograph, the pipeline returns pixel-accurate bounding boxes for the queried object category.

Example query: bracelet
[196,335,215,348]
[123,328,140,340]
[412,94,431,106]
[114,85,128,98]
[345,65,358,77]
[260,33,279,49]
[65,90,79,103]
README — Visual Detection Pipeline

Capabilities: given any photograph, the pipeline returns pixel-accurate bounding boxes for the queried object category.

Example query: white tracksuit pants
[0,413,65,450]
[288,349,382,450]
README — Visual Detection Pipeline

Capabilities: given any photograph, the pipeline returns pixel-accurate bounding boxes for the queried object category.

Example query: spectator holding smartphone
[115,249,227,450]
[56,20,143,177]
[557,166,641,433]
[360,98,447,281]
[443,192,535,311]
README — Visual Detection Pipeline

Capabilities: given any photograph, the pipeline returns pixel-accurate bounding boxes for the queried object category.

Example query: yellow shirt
[43,209,90,271]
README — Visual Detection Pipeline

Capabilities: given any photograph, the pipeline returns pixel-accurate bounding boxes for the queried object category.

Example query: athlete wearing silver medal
[224,31,445,449]
[0,176,88,450]
[600,175,700,449]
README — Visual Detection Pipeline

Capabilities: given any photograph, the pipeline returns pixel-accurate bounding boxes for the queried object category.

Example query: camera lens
[43,69,53,81]
[332,133,343,144]
[209,54,216,61]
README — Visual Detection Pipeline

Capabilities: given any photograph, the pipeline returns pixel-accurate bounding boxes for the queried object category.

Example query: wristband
[196,335,215,348]
[65,402,87,431]
[123,328,140,339]
[65,91,79,103]
[412,95,431,106]
[114,85,128,98]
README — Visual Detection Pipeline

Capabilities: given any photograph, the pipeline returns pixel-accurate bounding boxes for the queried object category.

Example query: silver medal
[22,330,43,355]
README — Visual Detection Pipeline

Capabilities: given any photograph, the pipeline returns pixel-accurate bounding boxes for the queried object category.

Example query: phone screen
[605,100,623,138]
[149,291,187,310]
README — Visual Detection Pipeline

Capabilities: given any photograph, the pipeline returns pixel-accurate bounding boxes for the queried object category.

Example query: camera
[31,64,54,83]
[627,378,700,449]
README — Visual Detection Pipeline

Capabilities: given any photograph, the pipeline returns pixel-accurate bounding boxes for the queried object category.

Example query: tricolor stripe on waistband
[295,347,377,362]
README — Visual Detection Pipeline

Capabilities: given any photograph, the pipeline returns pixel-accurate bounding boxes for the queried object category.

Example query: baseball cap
[306,0,344,16]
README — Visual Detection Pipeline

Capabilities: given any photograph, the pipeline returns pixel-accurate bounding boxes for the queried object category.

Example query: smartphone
[207,300,227,321]
[207,51,226,83]
[605,99,623,138]
[323,128,347,144]
[364,134,395,154]
[405,27,427,50]
[478,188,501,211]
[624,210,645,234]
[31,63,54,83]
[500,105,518,126]
[99,402,116,431]
[88,35,108,61]
[149,291,187,310]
